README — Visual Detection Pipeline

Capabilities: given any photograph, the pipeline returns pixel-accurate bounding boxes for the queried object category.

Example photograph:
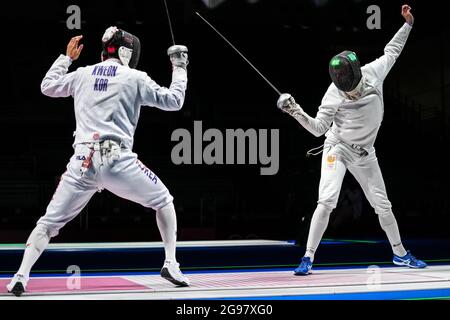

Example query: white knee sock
[156,202,178,263]
[17,224,51,278]
[304,204,333,262]
[378,212,407,257]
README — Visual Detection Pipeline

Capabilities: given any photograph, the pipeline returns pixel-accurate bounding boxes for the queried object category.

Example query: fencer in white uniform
[277,5,427,275]
[7,27,191,296]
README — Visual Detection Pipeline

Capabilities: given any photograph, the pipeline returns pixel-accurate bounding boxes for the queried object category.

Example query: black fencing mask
[329,51,362,92]
[102,26,141,68]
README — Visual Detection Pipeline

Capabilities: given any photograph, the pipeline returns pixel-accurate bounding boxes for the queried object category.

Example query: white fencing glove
[168,45,189,69]
[277,93,303,116]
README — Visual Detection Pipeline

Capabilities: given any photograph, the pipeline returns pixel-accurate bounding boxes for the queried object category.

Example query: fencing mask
[102,26,141,68]
[329,50,362,92]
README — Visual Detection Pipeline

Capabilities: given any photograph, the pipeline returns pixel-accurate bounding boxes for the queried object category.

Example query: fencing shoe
[7,274,28,297]
[160,260,190,287]
[393,251,427,269]
[294,256,313,275]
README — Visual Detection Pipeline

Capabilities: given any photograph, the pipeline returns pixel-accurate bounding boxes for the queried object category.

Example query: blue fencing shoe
[393,251,427,269]
[294,256,313,275]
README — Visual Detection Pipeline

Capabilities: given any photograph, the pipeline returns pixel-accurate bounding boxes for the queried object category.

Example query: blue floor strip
[210,288,450,300]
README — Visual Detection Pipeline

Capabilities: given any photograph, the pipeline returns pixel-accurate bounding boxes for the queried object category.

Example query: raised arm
[41,35,84,97]
[277,87,339,137]
[365,5,414,81]
[138,67,187,111]
[138,45,188,111]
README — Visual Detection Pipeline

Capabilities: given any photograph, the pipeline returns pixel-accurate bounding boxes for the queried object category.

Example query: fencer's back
[72,59,144,149]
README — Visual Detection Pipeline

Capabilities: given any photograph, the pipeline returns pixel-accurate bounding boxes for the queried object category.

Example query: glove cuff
[282,103,303,116]
[172,63,187,70]
[172,66,187,80]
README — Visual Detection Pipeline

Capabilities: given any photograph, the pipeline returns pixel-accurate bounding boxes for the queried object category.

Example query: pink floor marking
[0,277,147,294]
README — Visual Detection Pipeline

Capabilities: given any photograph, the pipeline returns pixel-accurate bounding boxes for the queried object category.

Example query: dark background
[0,0,448,244]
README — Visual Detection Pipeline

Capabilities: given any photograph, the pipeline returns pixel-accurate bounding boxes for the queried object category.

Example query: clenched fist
[401,5,414,26]
[168,45,189,70]
[277,93,303,116]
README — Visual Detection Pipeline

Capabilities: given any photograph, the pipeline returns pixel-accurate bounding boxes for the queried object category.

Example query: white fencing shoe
[7,274,28,297]
[160,260,190,287]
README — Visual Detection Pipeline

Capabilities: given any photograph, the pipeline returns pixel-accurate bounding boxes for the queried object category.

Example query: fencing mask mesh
[329,50,362,92]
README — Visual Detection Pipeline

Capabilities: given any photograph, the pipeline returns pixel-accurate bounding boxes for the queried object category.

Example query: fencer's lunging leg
[156,201,190,286]
[17,224,52,279]
[304,204,333,262]
[348,154,407,257]
[156,202,178,263]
